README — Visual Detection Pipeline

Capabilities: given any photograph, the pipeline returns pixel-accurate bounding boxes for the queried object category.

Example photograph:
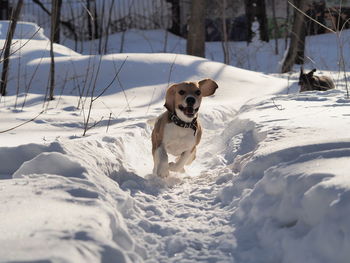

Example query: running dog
[151,79,218,177]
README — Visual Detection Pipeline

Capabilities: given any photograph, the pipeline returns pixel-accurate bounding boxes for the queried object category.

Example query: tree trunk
[245,0,269,42]
[186,0,206,57]
[256,0,269,42]
[167,0,181,36]
[0,0,23,96]
[271,0,279,54]
[52,0,62,43]
[295,23,306,64]
[32,0,77,42]
[49,0,60,100]
[221,0,230,64]
[104,0,115,53]
[86,0,93,40]
[0,0,9,20]
[285,0,290,50]
[281,0,308,73]
[93,1,99,40]
[244,0,254,43]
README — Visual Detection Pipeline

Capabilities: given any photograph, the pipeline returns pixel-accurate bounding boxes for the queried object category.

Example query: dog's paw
[178,168,185,173]
[161,171,169,177]
[169,162,177,171]
[169,162,185,173]
[154,171,169,178]
[157,168,169,178]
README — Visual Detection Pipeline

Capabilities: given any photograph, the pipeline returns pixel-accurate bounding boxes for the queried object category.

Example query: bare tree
[187,0,206,57]
[245,0,269,43]
[49,0,60,100]
[221,0,230,64]
[32,0,77,43]
[0,0,9,20]
[0,0,23,96]
[104,0,116,53]
[167,0,181,36]
[270,0,279,54]
[256,0,269,42]
[86,0,100,41]
[52,0,62,43]
[86,0,93,40]
[281,0,308,73]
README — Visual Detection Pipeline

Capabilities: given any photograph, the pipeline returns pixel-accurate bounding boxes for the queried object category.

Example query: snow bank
[0,21,80,66]
[2,20,350,263]
[0,21,47,40]
[13,151,87,179]
[0,142,63,179]
[217,90,350,263]
[62,20,350,76]
[0,173,140,263]
[0,132,148,262]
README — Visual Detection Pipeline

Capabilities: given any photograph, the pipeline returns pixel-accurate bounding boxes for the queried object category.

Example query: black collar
[169,112,198,135]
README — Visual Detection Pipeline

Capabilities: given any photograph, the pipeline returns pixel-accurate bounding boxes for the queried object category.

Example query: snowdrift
[217,90,350,263]
[1,21,350,263]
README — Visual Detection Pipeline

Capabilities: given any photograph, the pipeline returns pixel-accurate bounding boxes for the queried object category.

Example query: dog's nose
[186,97,195,106]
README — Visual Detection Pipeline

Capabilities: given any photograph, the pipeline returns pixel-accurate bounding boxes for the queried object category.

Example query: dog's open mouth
[179,105,198,118]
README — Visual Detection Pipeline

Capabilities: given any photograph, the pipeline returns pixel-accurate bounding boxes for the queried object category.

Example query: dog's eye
[195,90,201,96]
[178,90,185,95]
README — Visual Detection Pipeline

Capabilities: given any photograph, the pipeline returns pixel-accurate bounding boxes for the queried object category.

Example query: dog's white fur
[151,79,218,177]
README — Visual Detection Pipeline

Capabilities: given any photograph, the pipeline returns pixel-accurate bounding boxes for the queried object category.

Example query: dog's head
[299,68,317,92]
[164,79,218,122]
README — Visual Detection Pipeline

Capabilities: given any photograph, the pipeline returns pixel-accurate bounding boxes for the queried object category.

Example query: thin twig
[272,98,284,111]
[93,56,128,101]
[0,111,44,134]
[288,1,335,33]
[101,101,117,118]
[83,54,104,136]
[112,56,131,111]
[0,27,41,64]
[106,112,112,133]
[146,54,177,115]
[85,116,104,132]
[21,39,48,110]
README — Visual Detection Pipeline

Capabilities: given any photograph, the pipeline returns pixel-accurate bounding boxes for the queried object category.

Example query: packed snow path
[124,171,236,262]
[109,116,240,262]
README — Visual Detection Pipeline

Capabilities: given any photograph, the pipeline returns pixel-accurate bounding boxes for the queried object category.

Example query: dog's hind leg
[186,148,196,165]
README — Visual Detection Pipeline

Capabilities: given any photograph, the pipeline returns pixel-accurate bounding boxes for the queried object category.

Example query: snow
[1,21,350,262]
[218,90,350,263]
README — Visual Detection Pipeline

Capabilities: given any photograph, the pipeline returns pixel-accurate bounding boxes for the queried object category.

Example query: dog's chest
[163,122,196,156]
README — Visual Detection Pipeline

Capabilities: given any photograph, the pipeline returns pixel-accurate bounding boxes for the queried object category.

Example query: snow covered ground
[1,21,350,263]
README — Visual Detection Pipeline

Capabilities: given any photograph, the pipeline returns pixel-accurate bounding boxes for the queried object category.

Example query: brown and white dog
[151,79,218,177]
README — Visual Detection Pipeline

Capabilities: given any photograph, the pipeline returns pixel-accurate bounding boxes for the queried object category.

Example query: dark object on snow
[298,68,335,92]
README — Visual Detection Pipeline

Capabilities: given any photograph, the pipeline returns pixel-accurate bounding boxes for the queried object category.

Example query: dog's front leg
[169,149,194,173]
[153,144,169,177]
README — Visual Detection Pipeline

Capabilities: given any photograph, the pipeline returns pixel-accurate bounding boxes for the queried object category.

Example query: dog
[151,79,218,177]
[298,68,335,92]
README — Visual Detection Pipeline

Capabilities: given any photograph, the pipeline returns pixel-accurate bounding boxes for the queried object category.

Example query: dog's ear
[199,79,218,97]
[308,69,316,76]
[164,84,177,112]
[299,67,304,84]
